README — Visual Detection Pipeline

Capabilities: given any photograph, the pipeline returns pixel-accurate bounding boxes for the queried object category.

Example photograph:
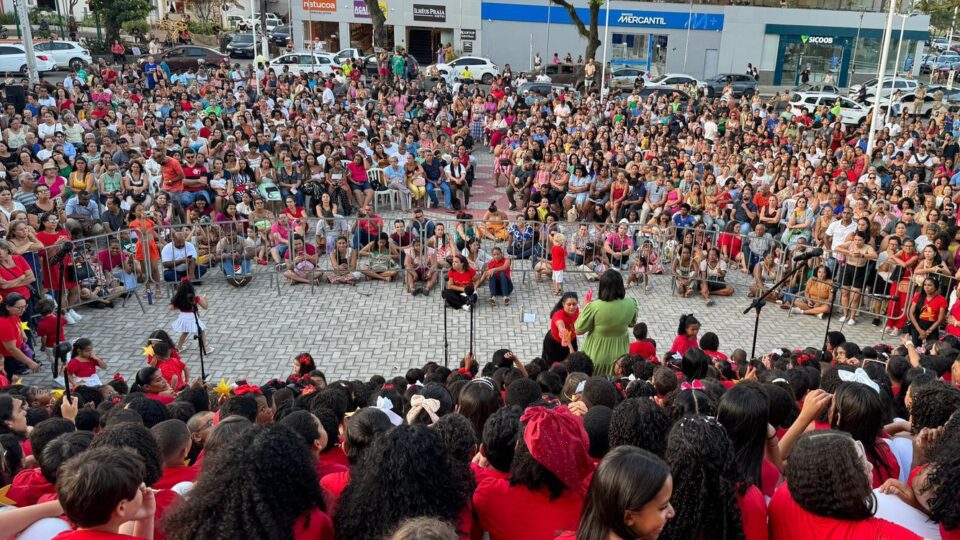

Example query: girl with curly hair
[474,405,594,540]
[163,424,333,540]
[830,382,901,487]
[557,446,675,540]
[334,425,472,539]
[770,430,920,540]
[658,415,757,540]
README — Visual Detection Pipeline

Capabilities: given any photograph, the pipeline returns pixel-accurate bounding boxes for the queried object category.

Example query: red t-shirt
[769,483,920,540]
[629,340,657,360]
[319,470,350,509]
[449,267,477,289]
[551,245,567,270]
[37,314,67,348]
[911,293,948,324]
[473,477,582,540]
[8,467,55,507]
[761,458,781,498]
[718,232,743,259]
[947,300,960,337]
[155,355,187,390]
[153,465,199,490]
[550,309,579,343]
[153,488,181,540]
[318,447,349,470]
[669,334,698,356]
[0,315,24,357]
[146,393,175,405]
[65,357,99,378]
[161,159,185,192]
[182,166,208,193]
[292,507,334,540]
[738,485,769,540]
[0,255,33,299]
[870,439,901,488]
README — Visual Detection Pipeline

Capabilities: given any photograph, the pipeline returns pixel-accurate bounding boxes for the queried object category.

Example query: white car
[243,13,281,31]
[268,52,339,76]
[0,44,56,74]
[789,92,869,125]
[332,48,364,65]
[849,77,919,101]
[32,40,91,71]
[885,85,960,117]
[607,67,651,90]
[645,73,700,89]
[432,56,499,84]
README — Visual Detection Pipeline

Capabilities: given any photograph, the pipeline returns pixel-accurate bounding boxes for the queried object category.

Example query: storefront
[767,24,928,87]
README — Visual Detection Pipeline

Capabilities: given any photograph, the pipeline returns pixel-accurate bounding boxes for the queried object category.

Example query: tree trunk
[366,0,388,51]
[585,1,600,60]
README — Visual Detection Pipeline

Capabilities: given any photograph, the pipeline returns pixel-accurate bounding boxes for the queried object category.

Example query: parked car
[518,82,577,99]
[789,92,869,125]
[933,37,951,52]
[646,73,700,89]
[151,46,229,70]
[920,53,958,73]
[790,82,841,95]
[360,53,419,78]
[637,87,691,104]
[700,73,758,98]
[886,85,960,116]
[243,12,281,32]
[226,33,256,58]
[0,44,56,74]
[607,67,650,90]
[333,48,364,65]
[32,40,91,71]
[850,77,918,101]
[268,52,339,76]
[541,63,586,88]
[270,25,292,46]
[432,56,500,84]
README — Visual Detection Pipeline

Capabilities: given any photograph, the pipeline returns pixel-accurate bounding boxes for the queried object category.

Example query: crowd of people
[0,28,959,538]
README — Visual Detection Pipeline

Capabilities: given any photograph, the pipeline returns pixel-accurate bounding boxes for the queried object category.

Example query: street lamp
[599,0,611,104]
[885,10,916,125]
[866,0,897,155]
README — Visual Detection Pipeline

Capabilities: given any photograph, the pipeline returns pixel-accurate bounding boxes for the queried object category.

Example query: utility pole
[14,0,39,85]
[866,0,896,154]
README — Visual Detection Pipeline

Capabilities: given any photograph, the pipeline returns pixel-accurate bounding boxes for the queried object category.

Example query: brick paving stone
[21,150,891,386]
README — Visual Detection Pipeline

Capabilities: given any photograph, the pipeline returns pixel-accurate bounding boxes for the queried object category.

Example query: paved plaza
[18,152,891,386]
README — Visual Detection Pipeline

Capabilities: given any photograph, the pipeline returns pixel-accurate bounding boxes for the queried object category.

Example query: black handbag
[68,259,94,282]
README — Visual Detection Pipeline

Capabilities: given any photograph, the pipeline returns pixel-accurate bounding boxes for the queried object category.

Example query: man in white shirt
[703,114,718,143]
[825,207,857,273]
[445,155,469,207]
[161,232,208,283]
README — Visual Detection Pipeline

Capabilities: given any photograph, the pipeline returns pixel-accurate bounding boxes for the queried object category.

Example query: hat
[43,161,56,170]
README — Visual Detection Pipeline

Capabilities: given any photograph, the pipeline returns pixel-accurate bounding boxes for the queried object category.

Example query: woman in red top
[441,255,478,310]
[336,425,472,539]
[164,424,334,540]
[131,366,176,405]
[35,211,78,312]
[0,240,35,303]
[542,292,580,363]
[0,293,39,376]
[830,382,900,488]
[886,238,919,334]
[346,152,373,209]
[659,415,765,540]
[770,430,920,540]
[558,446,675,540]
[907,277,948,346]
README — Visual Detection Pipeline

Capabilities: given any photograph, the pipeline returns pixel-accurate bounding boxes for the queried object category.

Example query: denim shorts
[351,181,373,191]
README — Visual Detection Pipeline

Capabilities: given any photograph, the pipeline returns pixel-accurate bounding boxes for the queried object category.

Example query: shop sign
[463,41,473,53]
[303,0,335,12]
[461,28,476,40]
[413,3,446,22]
[617,13,667,25]
[801,35,834,44]
[354,0,388,18]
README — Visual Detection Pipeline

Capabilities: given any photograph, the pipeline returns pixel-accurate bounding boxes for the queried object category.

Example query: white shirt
[826,219,857,252]
[703,120,718,142]
[161,242,198,272]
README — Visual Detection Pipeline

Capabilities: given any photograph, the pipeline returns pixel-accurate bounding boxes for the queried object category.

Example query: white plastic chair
[368,168,394,212]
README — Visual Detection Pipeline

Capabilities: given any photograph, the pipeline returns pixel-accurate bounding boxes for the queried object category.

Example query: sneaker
[846,318,856,326]
[64,312,77,325]
[645,283,652,291]
[838,315,847,323]
[790,307,803,315]
[462,304,471,311]
[68,309,82,321]
[705,299,715,307]
[817,313,825,320]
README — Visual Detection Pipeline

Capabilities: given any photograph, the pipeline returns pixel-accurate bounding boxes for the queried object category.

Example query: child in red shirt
[148,341,188,391]
[52,446,156,540]
[550,232,567,295]
[36,298,67,363]
[64,338,107,387]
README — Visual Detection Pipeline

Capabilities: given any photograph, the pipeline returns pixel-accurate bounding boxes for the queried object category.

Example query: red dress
[36,229,76,290]
[473,477,583,540]
[887,251,918,330]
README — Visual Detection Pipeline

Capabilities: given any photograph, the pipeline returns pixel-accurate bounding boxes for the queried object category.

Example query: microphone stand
[192,296,207,381]
[821,280,843,358]
[51,245,71,400]
[742,258,809,361]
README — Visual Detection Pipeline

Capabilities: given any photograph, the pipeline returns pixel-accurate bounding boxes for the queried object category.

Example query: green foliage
[0,12,16,25]
[122,19,150,36]
[84,38,110,54]
[188,20,219,35]
[88,0,153,41]
[28,8,61,25]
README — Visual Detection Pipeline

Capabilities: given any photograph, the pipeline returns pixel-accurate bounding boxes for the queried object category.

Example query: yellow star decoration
[51,389,64,401]
[11,377,22,386]
[18,322,28,331]
[142,345,155,357]
[213,379,233,398]
[0,484,15,506]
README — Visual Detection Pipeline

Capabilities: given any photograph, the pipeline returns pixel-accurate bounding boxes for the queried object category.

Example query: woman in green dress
[575,269,638,375]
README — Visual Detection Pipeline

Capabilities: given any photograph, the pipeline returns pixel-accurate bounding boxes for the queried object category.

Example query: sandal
[490,298,497,307]
[504,297,511,305]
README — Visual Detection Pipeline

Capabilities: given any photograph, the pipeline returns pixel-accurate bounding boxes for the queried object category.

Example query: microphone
[792,247,824,262]
[50,241,75,266]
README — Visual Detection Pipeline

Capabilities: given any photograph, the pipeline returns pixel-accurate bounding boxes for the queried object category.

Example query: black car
[226,33,256,58]
[270,26,291,46]
[360,53,420,78]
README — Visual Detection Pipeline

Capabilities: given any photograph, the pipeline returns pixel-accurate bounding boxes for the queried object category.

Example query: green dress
[574,298,638,375]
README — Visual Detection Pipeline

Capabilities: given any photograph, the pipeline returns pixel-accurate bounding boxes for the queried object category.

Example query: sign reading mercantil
[617,13,667,25]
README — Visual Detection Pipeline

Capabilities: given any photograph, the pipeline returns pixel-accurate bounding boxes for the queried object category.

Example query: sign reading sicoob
[801,35,834,44]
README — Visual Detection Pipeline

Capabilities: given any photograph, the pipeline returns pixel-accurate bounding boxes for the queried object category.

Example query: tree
[916,0,955,33]
[89,0,153,43]
[184,0,241,24]
[364,0,389,51]
[550,0,602,61]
